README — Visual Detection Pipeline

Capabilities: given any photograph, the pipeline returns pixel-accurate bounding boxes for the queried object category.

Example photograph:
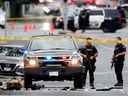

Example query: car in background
[0,8,6,29]
[0,40,29,76]
[101,8,126,32]
[89,8,104,29]
[121,4,128,19]
[24,35,85,89]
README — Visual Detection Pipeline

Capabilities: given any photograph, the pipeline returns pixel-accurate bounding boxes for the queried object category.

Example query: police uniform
[78,10,89,32]
[113,43,126,85]
[79,45,98,87]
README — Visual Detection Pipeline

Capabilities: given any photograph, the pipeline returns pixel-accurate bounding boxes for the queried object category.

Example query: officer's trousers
[114,60,124,84]
[83,60,96,86]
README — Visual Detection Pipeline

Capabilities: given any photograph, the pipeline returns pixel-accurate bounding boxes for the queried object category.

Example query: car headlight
[69,52,82,67]
[24,57,39,68]
[17,61,24,68]
[29,59,37,66]
[71,58,79,65]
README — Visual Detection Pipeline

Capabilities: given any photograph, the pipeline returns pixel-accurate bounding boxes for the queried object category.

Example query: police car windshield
[90,10,103,15]
[30,37,76,51]
[0,46,23,57]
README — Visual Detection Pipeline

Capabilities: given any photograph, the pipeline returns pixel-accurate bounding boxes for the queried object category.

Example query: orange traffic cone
[24,23,32,32]
[50,24,55,33]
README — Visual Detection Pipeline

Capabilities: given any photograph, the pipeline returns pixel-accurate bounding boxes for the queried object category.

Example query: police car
[0,8,6,29]
[24,35,85,89]
[101,8,126,32]
[89,8,104,29]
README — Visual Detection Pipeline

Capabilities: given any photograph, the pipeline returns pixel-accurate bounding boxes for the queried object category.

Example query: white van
[0,8,6,29]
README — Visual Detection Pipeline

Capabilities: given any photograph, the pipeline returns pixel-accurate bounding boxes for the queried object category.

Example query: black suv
[101,9,126,32]
[24,35,85,89]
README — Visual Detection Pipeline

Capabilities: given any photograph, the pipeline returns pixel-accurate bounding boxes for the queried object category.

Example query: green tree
[0,0,3,6]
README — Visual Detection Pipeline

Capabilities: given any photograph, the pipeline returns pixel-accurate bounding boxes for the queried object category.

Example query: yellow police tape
[0,35,128,45]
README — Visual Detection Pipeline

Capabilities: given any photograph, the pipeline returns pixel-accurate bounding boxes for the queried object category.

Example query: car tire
[74,74,84,89]
[24,73,32,90]
[102,27,117,33]
[0,25,5,29]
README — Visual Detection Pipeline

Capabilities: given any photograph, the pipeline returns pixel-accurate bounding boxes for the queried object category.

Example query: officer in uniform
[78,9,89,33]
[111,37,126,87]
[79,37,98,89]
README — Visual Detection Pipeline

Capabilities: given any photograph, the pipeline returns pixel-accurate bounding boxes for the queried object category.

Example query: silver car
[0,40,29,76]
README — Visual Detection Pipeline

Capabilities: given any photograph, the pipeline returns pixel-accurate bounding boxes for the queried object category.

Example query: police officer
[78,9,89,33]
[111,37,126,87]
[117,6,126,24]
[79,37,98,89]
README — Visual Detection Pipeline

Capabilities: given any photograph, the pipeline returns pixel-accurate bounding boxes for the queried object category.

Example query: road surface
[0,22,128,96]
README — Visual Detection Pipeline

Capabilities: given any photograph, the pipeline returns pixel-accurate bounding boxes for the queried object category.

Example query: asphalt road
[0,23,128,96]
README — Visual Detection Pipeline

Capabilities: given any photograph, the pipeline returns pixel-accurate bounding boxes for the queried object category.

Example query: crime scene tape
[0,35,128,45]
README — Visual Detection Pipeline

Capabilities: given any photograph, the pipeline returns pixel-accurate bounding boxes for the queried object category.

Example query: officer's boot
[114,82,123,89]
[90,83,95,89]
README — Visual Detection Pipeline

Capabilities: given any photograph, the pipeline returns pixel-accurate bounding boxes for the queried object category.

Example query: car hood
[0,56,22,64]
[27,50,77,57]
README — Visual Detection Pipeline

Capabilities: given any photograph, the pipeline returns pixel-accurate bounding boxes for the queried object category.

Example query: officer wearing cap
[111,37,126,87]
[79,37,98,89]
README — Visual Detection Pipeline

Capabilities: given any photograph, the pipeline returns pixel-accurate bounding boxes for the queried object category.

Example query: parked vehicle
[24,35,85,89]
[89,8,104,28]
[0,8,6,29]
[0,40,29,76]
[101,8,126,32]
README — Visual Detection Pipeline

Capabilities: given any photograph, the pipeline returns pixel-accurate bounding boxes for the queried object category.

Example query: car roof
[121,4,128,7]
[31,35,72,39]
[0,44,24,48]
[104,8,117,10]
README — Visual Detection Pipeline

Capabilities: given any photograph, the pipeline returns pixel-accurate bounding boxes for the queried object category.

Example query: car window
[5,47,23,57]
[0,46,9,55]
[104,9,120,18]
[30,37,76,50]
[0,46,23,57]
[90,10,103,15]
[123,7,128,18]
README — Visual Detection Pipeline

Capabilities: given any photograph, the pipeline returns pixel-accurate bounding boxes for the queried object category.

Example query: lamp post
[63,0,68,31]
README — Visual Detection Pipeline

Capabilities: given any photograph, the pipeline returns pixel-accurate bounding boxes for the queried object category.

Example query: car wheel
[24,73,32,90]
[74,74,84,89]
[102,27,116,33]
[0,25,5,29]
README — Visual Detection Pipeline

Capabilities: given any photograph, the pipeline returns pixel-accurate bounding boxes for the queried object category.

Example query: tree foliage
[0,0,3,6]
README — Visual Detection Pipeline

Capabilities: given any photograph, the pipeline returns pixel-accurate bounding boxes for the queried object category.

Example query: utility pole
[63,0,68,31]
